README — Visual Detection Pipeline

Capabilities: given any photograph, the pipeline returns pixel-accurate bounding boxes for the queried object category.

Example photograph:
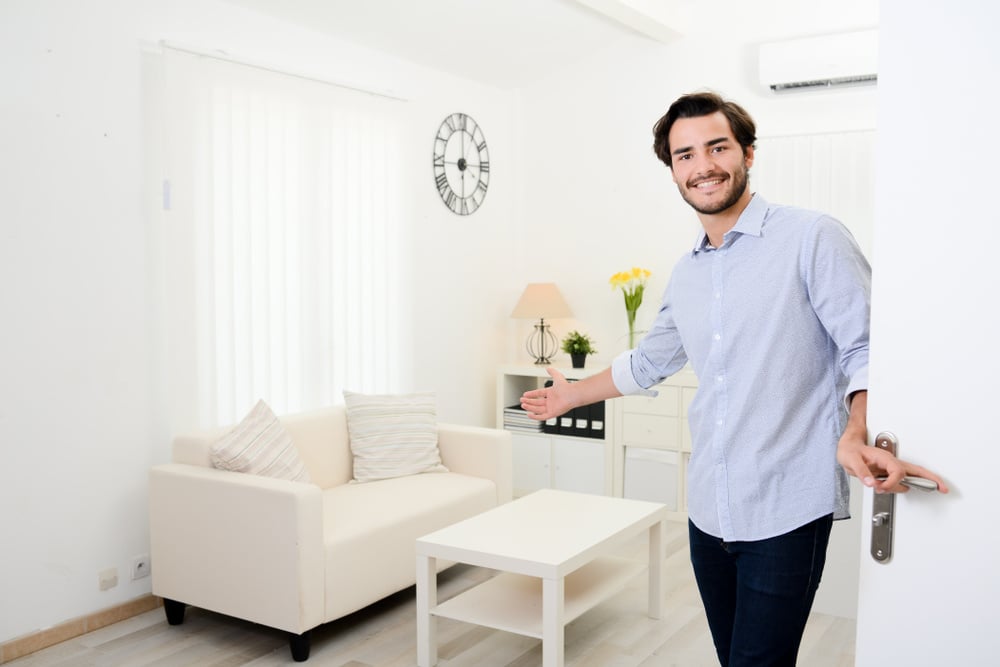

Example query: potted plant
[561,330,597,368]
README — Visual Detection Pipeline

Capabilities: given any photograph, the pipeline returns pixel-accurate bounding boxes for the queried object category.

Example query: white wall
[0,0,879,643]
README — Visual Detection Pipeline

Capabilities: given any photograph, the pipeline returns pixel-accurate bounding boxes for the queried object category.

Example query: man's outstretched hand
[520,367,574,421]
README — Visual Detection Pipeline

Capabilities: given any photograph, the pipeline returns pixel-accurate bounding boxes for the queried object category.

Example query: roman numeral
[445,113,467,133]
[435,173,449,194]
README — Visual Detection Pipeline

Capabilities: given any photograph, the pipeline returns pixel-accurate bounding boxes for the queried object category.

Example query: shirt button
[714,292,721,299]
[713,333,721,340]
[716,375,724,383]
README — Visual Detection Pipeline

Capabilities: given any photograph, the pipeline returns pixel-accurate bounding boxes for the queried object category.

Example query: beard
[679,163,750,215]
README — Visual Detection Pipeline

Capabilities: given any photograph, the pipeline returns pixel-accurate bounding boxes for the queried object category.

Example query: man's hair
[652,91,757,168]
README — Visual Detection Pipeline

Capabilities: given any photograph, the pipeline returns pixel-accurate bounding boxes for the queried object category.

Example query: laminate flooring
[8,521,855,666]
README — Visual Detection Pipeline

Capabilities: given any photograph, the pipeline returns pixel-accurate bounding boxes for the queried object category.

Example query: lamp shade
[510,283,573,320]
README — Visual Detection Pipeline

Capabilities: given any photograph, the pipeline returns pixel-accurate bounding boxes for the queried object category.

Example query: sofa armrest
[149,464,325,634]
[436,423,512,505]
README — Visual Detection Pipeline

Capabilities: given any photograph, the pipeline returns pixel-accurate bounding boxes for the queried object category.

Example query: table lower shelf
[431,556,645,639]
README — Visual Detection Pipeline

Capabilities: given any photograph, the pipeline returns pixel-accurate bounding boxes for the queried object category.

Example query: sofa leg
[162,598,186,625]
[289,631,311,662]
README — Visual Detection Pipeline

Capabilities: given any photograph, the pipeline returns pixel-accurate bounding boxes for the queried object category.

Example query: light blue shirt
[612,194,870,541]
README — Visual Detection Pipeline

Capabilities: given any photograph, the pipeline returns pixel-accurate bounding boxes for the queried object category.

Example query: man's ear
[744,145,755,168]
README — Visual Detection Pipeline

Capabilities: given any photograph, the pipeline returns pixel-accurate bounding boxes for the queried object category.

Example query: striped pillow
[343,391,448,483]
[209,399,311,483]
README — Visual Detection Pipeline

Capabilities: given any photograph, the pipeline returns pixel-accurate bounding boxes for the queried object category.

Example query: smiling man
[521,91,947,666]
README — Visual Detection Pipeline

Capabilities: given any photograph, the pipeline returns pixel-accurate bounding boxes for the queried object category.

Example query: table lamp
[510,283,573,364]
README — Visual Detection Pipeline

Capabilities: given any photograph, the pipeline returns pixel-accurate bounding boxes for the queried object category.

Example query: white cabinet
[510,434,606,496]
[614,368,697,521]
[498,365,612,497]
[553,438,606,493]
[510,433,550,494]
[498,364,699,516]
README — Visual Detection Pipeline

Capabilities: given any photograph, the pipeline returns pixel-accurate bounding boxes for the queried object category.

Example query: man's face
[668,111,753,216]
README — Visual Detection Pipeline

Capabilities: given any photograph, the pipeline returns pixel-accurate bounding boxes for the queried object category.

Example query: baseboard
[0,595,162,664]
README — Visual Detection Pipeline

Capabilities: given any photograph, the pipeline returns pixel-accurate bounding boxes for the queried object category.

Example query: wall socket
[131,554,151,581]
[99,567,118,591]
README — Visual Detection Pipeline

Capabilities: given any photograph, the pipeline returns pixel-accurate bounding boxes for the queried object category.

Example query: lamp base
[526,319,558,365]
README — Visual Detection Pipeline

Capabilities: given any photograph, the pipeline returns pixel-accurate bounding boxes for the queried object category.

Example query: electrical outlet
[99,568,118,591]
[131,554,151,581]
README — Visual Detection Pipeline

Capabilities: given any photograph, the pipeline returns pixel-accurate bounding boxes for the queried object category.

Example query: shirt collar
[691,193,768,254]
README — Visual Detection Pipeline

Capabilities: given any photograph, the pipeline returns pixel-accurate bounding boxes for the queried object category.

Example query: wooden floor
[8,522,855,666]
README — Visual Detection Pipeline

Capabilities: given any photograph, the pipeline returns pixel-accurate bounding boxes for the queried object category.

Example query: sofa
[149,402,512,661]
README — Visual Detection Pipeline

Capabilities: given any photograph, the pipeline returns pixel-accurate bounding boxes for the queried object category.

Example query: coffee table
[415,488,668,667]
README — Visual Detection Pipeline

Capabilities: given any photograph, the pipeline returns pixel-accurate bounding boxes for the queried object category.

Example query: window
[157,47,407,426]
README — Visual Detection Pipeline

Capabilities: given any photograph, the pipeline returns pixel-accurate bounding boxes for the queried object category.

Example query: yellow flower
[609,267,651,312]
[610,267,651,348]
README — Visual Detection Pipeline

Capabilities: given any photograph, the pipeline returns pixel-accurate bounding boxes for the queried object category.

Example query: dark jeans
[688,514,833,667]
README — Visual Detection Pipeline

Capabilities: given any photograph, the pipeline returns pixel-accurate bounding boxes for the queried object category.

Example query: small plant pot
[570,353,587,368]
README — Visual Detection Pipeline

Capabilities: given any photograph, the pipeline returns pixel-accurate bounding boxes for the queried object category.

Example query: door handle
[870,431,898,563]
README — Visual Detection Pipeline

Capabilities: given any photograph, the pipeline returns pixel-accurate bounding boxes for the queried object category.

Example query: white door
[855,3,1000,664]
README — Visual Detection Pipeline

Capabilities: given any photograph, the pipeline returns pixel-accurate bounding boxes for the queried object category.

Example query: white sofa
[149,405,512,661]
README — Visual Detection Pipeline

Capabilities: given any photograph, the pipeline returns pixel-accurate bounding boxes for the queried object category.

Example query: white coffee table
[415,488,668,667]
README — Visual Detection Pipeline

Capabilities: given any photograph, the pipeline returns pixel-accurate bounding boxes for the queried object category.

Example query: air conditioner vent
[770,73,877,94]
[759,30,878,94]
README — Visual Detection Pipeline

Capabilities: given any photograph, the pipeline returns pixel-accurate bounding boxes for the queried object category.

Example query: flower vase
[627,308,638,349]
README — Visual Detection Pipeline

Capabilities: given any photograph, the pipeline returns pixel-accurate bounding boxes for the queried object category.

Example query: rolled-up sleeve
[611,281,690,397]
[611,350,654,396]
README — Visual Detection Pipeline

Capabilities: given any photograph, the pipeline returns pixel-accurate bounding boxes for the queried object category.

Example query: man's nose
[693,153,717,174]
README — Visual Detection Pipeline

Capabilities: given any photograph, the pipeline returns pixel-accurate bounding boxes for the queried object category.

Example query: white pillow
[210,399,311,483]
[343,390,448,483]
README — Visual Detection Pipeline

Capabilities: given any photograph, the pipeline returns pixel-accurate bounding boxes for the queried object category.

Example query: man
[520,91,948,666]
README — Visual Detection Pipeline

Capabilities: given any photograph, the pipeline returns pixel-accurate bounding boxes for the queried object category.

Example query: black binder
[541,379,605,439]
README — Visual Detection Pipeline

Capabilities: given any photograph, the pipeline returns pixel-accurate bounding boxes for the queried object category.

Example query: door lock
[870,431,898,563]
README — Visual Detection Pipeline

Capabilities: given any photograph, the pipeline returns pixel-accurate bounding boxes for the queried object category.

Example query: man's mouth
[692,176,726,190]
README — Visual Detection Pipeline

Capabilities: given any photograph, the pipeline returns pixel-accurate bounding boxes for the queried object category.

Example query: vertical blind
[161,48,406,426]
[753,130,876,258]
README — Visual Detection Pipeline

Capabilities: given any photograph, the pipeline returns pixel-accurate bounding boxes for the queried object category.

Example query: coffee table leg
[416,553,437,667]
[542,576,565,667]
[648,520,663,619]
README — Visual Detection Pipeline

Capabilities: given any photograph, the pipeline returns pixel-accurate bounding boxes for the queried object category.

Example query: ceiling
[222,0,879,89]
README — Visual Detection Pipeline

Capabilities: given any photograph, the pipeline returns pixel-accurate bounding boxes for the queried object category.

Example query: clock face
[432,113,489,215]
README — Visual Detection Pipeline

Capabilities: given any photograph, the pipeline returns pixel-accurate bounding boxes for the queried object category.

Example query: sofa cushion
[320,472,497,620]
[343,391,448,482]
[279,406,353,490]
[209,399,311,483]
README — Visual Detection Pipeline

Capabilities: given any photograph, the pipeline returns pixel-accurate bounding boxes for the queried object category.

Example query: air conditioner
[759,30,878,93]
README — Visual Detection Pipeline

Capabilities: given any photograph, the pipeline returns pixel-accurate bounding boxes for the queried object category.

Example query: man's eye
[677,154,691,160]
[712,145,727,153]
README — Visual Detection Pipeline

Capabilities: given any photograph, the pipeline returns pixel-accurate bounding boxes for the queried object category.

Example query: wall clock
[432,112,489,215]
